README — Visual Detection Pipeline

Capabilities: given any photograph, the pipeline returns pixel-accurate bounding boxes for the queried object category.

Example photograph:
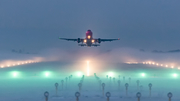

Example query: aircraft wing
[59,38,77,41]
[96,38,120,42]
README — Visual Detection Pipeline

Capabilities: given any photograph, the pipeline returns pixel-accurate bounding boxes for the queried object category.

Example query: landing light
[88,35,91,39]
[92,40,95,43]
[84,39,87,43]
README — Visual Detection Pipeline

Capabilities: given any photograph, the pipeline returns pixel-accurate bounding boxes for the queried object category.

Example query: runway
[0,61,180,101]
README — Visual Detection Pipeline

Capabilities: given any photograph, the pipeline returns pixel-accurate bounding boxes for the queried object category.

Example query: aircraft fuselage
[85,30,94,47]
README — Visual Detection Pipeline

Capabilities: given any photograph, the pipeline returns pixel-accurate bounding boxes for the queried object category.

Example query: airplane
[59,30,120,47]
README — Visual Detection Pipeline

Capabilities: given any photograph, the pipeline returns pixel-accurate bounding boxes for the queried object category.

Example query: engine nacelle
[77,38,81,43]
[98,38,101,43]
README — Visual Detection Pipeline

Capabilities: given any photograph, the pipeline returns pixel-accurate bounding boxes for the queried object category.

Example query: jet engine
[77,38,81,43]
[98,38,101,43]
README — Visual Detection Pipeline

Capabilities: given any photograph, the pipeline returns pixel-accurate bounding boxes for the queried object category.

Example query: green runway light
[45,72,49,77]
[11,71,20,77]
[13,72,17,77]
[106,72,115,77]
[41,71,53,77]
[173,73,178,77]
[141,73,145,77]
[44,71,51,77]
[109,72,114,77]
[77,72,83,77]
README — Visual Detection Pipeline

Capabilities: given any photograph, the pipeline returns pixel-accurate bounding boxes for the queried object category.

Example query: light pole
[55,83,58,96]
[167,92,173,101]
[75,92,80,101]
[102,83,105,97]
[125,83,129,96]
[148,83,152,97]
[44,91,49,101]
[106,92,111,101]
[136,92,141,101]
[78,83,82,92]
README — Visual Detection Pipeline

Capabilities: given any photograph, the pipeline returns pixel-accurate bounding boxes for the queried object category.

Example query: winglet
[118,38,120,40]
[59,37,61,39]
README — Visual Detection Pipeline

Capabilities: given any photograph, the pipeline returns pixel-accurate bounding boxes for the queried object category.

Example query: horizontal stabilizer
[78,44,86,46]
[92,44,100,47]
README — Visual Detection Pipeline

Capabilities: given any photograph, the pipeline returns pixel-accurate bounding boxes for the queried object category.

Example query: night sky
[0,0,180,53]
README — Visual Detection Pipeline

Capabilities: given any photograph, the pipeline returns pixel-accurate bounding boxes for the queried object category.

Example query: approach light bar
[0,60,40,68]
[142,61,180,70]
